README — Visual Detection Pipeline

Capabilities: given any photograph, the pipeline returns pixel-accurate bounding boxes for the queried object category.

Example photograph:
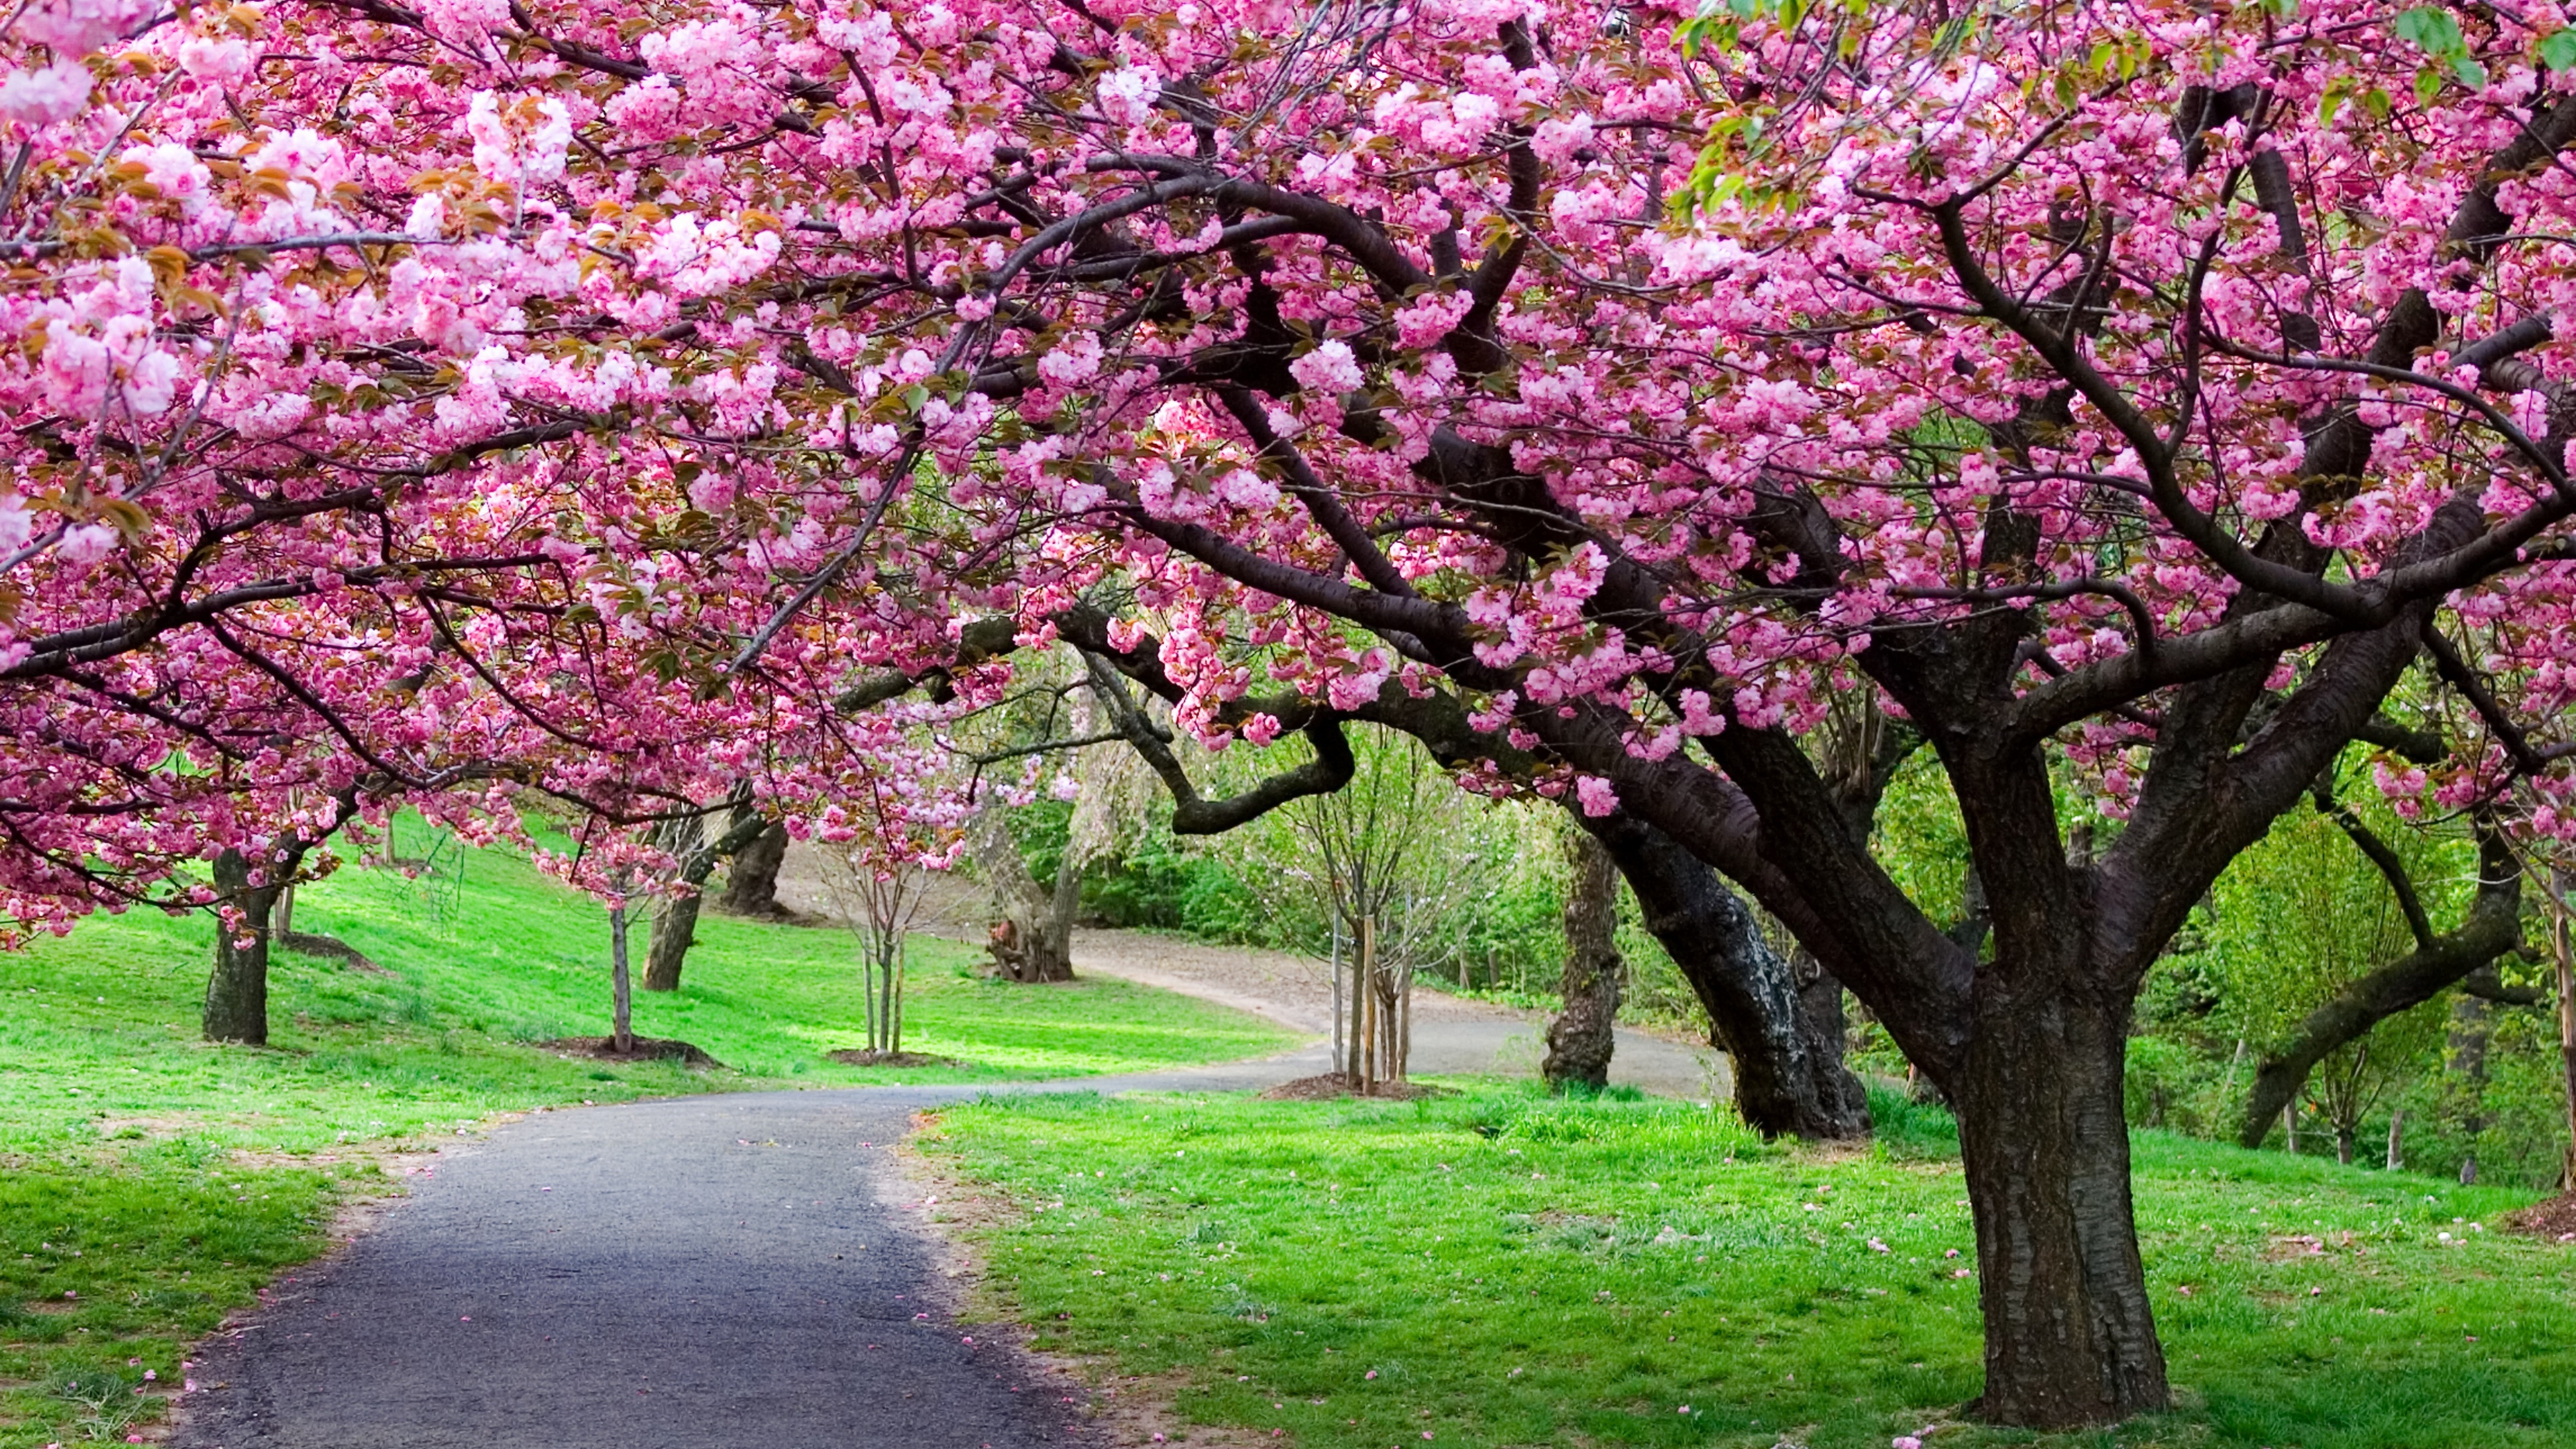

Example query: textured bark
[971,807,1075,982]
[1542,830,1622,1091]
[1586,813,1870,1138]
[644,890,704,994]
[646,807,773,991]
[2236,831,2522,1146]
[204,847,281,1045]
[1956,972,2167,1427]
[2451,991,2492,1184]
[643,814,706,994]
[608,903,635,1053]
[714,818,790,917]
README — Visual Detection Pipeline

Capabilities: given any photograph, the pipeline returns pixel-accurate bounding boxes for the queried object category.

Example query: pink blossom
[1288,339,1363,394]
[0,60,92,125]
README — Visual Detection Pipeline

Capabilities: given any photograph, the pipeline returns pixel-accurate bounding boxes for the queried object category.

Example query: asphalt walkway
[174,1085,1120,1449]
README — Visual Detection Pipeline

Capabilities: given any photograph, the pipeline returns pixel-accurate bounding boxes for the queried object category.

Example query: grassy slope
[924,1089,2571,1449]
[0,825,1292,1445]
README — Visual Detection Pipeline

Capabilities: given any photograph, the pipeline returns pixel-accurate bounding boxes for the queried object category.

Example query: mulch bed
[1258,1072,1448,1102]
[277,930,390,975]
[824,1049,962,1068]
[539,1036,726,1068]
[2500,1192,2576,1241]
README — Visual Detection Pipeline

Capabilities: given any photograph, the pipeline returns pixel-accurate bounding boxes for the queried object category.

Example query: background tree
[2223,788,2526,1151]
[1542,826,1623,1093]
[642,800,779,992]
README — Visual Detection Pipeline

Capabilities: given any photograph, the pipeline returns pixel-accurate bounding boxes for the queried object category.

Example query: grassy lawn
[922,1088,2574,1449]
[0,822,1292,1446]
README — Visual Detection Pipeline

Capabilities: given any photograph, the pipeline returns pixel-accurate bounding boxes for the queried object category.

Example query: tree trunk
[2335,1125,2355,1166]
[2386,1110,2403,1172]
[644,890,703,993]
[969,807,1075,982]
[1953,985,2169,1426]
[2553,869,2576,1191]
[1543,828,1622,1091]
[1586,813,1869,1138]
[609,903,635,1054]
[643,812,708,994]
[205,848,281,1046]
[1345,914,1365,1083]
[714,818,790,917]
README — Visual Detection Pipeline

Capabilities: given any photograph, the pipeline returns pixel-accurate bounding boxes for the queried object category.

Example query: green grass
[923,1086,2573,1449]
[0,821,1293,1444]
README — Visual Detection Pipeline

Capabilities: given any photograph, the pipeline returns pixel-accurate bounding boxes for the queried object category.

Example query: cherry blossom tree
[23,0,2576,1426]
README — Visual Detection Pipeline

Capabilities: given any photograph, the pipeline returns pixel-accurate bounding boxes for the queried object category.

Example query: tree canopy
[16,0,2576,1426]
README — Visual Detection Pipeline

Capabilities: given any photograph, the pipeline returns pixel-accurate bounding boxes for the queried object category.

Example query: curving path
[172,918,1729,1448]
[174,1079,1197,1449]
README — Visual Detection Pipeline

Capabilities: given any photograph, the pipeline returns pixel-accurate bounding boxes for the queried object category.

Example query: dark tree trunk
[205,848,282,1045]
[643,813,706,993]
[1954,978,2167,1427]
[1543,829,1622,1091]
[644,890,703,993]
[1587,813,1870,1138]
[643,805,773,991]
[715,818,790,917]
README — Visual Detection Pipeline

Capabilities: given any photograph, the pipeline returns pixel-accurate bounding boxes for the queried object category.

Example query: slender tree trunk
[715,818,790,917]
[1329,914,1344,1076]
[205,848,282,1045]
[2336,1125,2355,1166]
[1544,829,1623,1091]
[2449,990,2491,1184]
[2386,1110,2404,1172]
[1397,967,1411,1081]
[890,944,906,1055]
[609,904,635,1054]
[1346,915,1365,1083]
[1360,917,1377,1094]
[1951,983,2168,1427]
[2555,869,2576,1191]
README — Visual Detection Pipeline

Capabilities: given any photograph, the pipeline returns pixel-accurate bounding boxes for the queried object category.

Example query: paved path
[1064,929,1730,1101]
[176,1083,1159,1449]
[171,916,1729,1447]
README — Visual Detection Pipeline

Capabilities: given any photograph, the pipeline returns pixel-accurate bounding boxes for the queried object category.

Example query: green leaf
[2541,27,2576,70]
[2416,64,2445,107]
[2392,7,2464,57]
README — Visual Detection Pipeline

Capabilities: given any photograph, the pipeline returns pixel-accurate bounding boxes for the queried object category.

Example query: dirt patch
[537,1036,724,1068]
[275,931,389,975]
[2500,1193,2576,1241]
[896,1112,1273,1449]
[1256,1072,1449,1102]
[823,1049,961,1069]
